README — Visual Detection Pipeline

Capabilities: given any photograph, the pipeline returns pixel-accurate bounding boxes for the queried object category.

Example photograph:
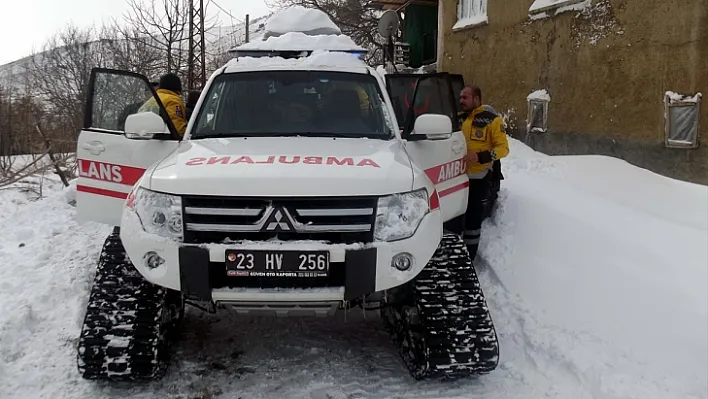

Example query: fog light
[144,251,165,269]
[391,252,414,271]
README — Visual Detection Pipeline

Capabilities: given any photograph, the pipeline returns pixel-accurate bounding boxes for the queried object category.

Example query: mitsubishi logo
[263,207,294,232]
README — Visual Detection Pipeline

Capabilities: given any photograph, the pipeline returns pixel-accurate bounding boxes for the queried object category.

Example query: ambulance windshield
[191,70,393,139]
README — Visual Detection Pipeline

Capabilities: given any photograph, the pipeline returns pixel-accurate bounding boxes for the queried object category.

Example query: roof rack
[227,48,368,59]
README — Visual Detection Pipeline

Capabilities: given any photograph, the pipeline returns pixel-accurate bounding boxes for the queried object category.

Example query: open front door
[76,68,181,226]
[390,73,469,225]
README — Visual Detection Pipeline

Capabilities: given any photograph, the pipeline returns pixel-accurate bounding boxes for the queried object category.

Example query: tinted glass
[192,71,393,139]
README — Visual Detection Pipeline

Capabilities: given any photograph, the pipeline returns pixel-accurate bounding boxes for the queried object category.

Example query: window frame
[453,0,488,31]
[664,92,702,149]
[526,99,549,134]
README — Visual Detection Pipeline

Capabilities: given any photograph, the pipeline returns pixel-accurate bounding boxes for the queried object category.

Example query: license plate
[225,249,330,278]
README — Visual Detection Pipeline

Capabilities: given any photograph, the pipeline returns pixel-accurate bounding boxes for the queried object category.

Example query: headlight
[374,188,429,242]
[127,186,183,241]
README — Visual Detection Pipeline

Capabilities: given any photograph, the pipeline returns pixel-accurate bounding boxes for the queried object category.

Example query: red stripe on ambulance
[424,158,466,185]
[78,159,146,185]
[438,180,469,198]
[76,185,128,199]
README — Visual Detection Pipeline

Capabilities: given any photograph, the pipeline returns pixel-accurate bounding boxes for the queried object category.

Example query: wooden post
[35,124,70,187]
[245,14,250,43]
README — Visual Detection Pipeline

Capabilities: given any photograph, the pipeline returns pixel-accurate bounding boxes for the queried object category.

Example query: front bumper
[120,207,442,303]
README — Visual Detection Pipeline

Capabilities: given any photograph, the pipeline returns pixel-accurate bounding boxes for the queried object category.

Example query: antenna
[377,10,399,72]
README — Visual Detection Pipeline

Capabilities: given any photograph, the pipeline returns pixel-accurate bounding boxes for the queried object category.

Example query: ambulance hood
[146,137,414,197]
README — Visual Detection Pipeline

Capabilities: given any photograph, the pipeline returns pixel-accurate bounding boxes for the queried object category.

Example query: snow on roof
[262,6,341,39]
[665,91,702,104]
[236,31,364,52]
[224,50,369,73]
[527,89,551,101]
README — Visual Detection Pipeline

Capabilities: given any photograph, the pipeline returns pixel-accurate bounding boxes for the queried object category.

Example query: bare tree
[100,23,165,77]
[121,0,220,78]
[28,24,111,143]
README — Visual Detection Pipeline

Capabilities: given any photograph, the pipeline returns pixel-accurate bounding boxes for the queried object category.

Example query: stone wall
[438,0,707,184]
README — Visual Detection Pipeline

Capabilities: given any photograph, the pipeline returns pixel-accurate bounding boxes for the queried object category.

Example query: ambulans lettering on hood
[185,156,381,168]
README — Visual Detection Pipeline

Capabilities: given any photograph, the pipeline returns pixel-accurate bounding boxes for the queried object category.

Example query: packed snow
[0,139,706,399]
[262,5,341,37]
[236,31,364,52]
[452,14,488,31]
[529,0,590,14]
[527,89,551,101]
[225,50,368,72]
[666,91,703,104]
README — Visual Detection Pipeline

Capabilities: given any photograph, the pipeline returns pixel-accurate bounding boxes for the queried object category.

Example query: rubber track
[385,233,499,380]
[76,232,180,381]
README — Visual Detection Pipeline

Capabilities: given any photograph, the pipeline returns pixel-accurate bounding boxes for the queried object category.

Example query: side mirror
[411,114,453,141]
[125,112,169,140]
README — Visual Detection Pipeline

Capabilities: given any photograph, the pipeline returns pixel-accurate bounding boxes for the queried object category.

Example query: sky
[0,0,274,65]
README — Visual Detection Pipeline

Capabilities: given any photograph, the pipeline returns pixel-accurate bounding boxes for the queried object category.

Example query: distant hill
[0,13,272,91]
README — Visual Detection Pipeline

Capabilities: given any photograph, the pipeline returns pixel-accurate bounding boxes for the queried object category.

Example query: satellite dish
[377,10,399,39]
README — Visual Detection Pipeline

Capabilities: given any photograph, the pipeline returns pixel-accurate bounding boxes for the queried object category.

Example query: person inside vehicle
[138,73,187,137]
[185,90,201,121]
[459,84,510,260]
[118,81,158,131]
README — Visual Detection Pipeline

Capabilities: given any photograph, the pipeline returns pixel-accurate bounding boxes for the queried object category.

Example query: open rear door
[76,68,181,226]
[385,72,466,130]
[396,73,469,224]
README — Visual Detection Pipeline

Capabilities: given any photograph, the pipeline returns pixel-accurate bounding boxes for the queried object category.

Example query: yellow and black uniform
[460,105,510,259]
[461,106,509,179]
[138,88,187,137]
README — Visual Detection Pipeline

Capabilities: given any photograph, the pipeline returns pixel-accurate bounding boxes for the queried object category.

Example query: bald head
[460,84,482,113]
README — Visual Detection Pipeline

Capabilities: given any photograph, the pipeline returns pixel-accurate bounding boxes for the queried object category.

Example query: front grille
[209,261,346,289]
[182,195,377,244]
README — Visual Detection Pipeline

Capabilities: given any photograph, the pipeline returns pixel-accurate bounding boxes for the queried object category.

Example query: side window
[405,74,458,134]
[195,81,225,132]
[88,71,161,134]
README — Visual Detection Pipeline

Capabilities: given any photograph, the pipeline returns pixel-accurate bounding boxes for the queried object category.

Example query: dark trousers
[463,172,492,261]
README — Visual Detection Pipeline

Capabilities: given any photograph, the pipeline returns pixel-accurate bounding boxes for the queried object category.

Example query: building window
[526,89,550,133]
[453,0,488,30]
[528,0,588,16]
[664,91,702,149]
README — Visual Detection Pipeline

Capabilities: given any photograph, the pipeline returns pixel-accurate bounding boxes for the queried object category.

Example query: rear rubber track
[383,233,499,380]
[77,230,184,381]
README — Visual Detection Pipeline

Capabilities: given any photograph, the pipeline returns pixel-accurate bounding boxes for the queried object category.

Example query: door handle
[82,141,105,155]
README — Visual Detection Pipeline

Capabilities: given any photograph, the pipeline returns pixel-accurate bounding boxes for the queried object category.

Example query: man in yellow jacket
[139,73,187,137]
[459,84,510,260]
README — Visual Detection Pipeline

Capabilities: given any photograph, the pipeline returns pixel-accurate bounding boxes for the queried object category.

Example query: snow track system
[383,233,500,380]
[77,230,184,381]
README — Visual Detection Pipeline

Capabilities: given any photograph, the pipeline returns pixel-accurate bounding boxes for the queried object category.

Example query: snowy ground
[0,140,706,399]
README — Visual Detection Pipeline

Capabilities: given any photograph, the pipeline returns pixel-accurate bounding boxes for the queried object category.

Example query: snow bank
[236,31,364,52]
[479,139,708,398]
[0,181,109,398]
[527,89,551,101]
[264,5,341,37]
